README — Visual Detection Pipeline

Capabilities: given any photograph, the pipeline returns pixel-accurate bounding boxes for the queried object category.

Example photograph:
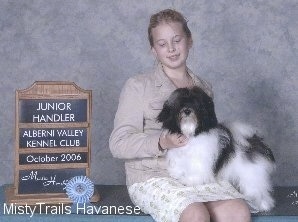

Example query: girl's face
[151,22,192,71]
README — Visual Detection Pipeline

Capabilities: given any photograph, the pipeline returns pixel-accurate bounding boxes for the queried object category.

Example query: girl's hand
[159,131,188,150]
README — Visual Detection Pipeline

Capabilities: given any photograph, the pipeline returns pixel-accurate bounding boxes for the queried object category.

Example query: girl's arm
[109,77,166,159]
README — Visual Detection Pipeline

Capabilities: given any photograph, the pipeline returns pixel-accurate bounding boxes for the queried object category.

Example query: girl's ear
[151,46,157,57]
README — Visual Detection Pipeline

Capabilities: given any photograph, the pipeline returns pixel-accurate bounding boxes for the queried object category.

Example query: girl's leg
[179,202,210,222]
[205,199,251,222]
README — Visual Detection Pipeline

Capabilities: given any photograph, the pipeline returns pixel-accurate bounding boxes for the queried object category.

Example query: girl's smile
[167,53,180,61]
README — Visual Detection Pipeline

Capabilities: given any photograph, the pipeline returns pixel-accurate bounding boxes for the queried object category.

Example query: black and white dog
[157,86,275,211]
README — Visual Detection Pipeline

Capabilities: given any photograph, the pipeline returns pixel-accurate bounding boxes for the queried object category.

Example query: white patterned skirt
[128,177,253,222]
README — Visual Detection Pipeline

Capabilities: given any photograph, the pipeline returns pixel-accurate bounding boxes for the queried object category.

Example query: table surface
[0,184,298,221]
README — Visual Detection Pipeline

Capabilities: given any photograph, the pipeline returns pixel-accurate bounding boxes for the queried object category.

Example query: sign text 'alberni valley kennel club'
[6,82,93,203]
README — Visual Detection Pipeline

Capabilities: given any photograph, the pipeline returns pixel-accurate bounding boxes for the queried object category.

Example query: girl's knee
[179,202,210,222]
[233,200,251,222]
[206,199,251,222]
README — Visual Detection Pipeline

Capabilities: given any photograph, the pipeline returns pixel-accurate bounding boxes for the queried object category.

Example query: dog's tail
[224,121,275,163]
[224,122,258,146]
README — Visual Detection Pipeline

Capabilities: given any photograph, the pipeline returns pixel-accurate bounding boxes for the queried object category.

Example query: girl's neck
[161,64,188,80]
[161,64,194,88]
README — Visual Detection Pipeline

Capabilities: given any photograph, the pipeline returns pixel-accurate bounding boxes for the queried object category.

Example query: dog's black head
[157,86,218,136]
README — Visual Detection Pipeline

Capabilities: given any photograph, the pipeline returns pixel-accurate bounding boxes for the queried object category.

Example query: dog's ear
[156,101,171,123]
[202,91,218,128]
[191,87,218,132]
[156,88,184,123]
[156,98,182,134]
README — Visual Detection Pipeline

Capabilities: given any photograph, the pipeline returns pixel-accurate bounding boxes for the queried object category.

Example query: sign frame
[6,81,99,204]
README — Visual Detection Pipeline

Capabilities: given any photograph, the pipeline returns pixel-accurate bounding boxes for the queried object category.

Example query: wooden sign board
[6,81,99,204]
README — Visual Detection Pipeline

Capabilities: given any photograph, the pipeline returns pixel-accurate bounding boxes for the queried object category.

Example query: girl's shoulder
[188,69,214,98]
[125,68,157,87]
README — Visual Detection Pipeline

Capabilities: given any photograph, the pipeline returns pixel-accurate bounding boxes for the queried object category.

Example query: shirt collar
[154,62,198,87]
[153,62,213,98]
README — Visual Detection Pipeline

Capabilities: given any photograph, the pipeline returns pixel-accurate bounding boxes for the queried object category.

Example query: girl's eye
[158,42,166,47]
[174,37,182,43]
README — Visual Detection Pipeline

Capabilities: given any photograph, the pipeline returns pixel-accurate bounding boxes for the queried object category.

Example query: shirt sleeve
[109,77,166,159]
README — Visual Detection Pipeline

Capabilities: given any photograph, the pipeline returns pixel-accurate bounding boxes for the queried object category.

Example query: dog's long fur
[157,86,275,211]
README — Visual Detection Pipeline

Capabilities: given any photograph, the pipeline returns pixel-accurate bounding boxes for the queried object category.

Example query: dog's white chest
[166,132,220,186]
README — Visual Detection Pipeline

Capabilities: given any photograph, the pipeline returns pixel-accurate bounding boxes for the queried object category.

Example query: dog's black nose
[184,109,191,115]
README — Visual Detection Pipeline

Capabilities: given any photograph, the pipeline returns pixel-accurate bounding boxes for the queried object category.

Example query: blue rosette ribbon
[66,176,94,210]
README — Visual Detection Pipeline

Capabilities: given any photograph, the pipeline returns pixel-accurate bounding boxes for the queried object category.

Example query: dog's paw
[259,199,275,212]
[254,195,275,212]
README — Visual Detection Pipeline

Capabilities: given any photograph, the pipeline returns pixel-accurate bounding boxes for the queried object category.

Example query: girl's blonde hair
[148,9,192,47]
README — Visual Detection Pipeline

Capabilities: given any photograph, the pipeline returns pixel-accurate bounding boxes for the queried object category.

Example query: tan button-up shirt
[109,64,213,185]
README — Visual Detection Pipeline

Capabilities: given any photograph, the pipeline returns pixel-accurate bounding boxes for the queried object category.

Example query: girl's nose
[168,44,176,53]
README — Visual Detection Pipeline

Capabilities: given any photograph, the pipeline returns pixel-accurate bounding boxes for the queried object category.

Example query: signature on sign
[20,170,68,190]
